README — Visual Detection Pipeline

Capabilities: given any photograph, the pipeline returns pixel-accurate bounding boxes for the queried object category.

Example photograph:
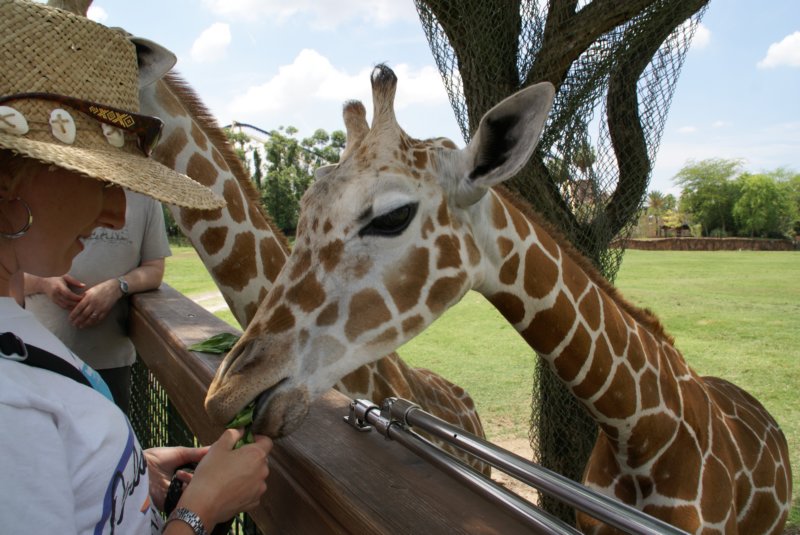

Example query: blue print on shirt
[94,421,148,534]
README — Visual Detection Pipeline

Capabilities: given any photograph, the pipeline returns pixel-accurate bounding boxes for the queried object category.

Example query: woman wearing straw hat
[0,1,272,534]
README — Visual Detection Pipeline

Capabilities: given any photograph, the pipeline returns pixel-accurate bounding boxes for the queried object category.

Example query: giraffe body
[205,65,791,533]
[139,72,485,468]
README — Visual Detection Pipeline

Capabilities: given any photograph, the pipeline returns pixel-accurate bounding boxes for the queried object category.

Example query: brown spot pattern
[594,365,637,420]
[319,240,344,273]
[426,272,467,315]
[152,128,188,170]
[420,217,435,240]
[487,292,525,325]
[553,324,591,382]
[211,232,257,291]
[259,236,286,284]
[290,249,312,281]
[464,233,480,266]
[499,253,520,285]
[316,303,339,326]
[264,304,295,334]
[413,150,428,169]
[497,236,514,258]
[190,122,208,151]
[521,291,576,355]
[155,81,185,116]
[385,247,429,313]
[652,423,701,500]
[187,153,219,187]
[571,335,612,400]
[345,289,392,342]
[491,195,508,229]
[200,226,228,255]
[523,244,560,300]
[401,315,425,336]
[434,234,461,270]
[211,147,227,169]
[222,179,246,223]
[286,272,326,313]
[436,198,450,226]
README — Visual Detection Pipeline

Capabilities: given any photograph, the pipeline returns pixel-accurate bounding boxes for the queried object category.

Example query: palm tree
[647,190,666,237]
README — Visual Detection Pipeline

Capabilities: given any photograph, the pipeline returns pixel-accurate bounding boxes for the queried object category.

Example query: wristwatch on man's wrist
[165,507,208,535]
[117,276,129,296]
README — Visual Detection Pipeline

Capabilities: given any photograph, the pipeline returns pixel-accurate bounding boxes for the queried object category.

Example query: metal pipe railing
[345,397,688,535]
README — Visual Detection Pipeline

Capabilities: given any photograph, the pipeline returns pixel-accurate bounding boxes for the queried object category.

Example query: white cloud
[190,23,231,63]
[86,5,108,22]
[202,0,417,29]
[711,120,731,129]
[691,23,711,50]
[228,49,448,120]
[757,31,800,69]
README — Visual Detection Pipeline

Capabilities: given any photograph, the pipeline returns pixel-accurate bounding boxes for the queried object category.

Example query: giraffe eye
[360,202,419,237]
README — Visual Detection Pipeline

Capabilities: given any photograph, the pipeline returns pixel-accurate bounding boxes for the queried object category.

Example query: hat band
[0,92,163,156]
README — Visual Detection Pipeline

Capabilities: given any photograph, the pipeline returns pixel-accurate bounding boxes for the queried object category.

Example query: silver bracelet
[165,507,208,535]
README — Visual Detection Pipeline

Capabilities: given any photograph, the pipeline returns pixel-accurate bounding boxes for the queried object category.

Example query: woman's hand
[37,274,84,310]
[144,445,209,512]
[69,278,120,328]
[169,428,273,530]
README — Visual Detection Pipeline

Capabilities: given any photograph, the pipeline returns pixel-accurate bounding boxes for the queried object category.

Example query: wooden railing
[130,285,534,534]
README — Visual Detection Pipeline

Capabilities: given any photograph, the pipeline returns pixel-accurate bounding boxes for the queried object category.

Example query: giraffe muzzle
[251,378,311,438]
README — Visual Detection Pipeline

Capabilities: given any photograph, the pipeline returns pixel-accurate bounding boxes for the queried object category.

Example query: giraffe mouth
[250,377,311,437]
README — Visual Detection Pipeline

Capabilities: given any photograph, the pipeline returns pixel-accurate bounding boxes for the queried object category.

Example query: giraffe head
[206,65,554,436]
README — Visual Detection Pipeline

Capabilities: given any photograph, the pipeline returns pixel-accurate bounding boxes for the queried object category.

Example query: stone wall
[614,237,797,251]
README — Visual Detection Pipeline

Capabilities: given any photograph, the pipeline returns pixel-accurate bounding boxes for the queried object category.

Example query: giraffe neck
[141,73,289,327]
[480,188,681,444]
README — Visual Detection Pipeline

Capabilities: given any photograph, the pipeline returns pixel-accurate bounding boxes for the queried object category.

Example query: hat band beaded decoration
[0,197,32,239]
[0,93,163,157]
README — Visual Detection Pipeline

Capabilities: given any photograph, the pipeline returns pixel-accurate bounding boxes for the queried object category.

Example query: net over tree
[414,0,709,522]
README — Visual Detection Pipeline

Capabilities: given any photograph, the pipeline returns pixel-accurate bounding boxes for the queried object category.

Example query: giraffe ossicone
[205,64,792,534]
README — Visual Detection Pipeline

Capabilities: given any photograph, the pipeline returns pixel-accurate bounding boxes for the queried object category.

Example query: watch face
[119,278,129,294]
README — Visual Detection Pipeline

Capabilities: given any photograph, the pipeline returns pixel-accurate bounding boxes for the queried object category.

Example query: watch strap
[117,276,129,295]
[165,507,208,535]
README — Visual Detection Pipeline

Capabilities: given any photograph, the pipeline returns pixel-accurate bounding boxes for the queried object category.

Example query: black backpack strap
[0,332,92,389]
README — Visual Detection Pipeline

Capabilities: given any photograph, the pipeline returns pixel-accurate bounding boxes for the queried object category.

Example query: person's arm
[68,258,165,328]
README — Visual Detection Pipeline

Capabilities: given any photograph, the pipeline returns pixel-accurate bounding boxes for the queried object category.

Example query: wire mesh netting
[414,0,708,522]
[130,360,263,535]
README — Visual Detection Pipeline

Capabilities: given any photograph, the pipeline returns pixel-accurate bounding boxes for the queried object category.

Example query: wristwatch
[165,507,208,535]
[117,276,129,296]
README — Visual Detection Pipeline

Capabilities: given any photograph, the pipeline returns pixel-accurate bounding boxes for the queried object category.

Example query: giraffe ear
[451,82,554,207]
[129,37,178,88]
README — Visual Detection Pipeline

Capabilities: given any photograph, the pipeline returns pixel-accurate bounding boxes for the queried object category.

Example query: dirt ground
[488,436,539,504]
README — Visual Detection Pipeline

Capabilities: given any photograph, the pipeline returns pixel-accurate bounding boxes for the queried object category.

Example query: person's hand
[39,274,84,310]
[176,428,273,530]
[69,278,121,328]
[144,445,209,512]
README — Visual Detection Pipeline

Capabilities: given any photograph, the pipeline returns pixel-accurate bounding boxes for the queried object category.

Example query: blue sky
[82,0,798,197]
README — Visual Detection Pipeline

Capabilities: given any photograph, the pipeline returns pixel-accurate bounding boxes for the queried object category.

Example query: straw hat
[0,0,224,210]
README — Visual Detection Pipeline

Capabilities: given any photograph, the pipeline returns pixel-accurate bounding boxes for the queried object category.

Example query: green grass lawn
[165,247,799,525]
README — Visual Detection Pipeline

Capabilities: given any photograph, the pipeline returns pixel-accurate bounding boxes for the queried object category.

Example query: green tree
[733,173,795,238]
[674,158,743,236]
[260,126,345,232]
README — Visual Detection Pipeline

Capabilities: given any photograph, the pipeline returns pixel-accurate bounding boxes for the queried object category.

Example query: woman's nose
[98,185,126,229]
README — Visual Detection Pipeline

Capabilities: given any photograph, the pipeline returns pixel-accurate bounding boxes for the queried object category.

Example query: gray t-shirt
[27,190,172,369]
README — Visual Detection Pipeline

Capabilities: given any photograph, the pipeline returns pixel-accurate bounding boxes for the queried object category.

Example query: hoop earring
[0,197,33,239]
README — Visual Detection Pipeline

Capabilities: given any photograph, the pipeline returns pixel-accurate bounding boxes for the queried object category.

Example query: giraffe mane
[162,71,290,254]
[494,185,674,346]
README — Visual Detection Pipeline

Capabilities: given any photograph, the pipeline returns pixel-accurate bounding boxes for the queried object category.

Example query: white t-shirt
[0,297,162,534]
